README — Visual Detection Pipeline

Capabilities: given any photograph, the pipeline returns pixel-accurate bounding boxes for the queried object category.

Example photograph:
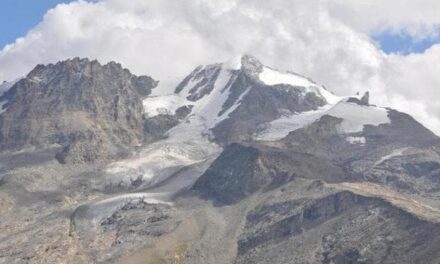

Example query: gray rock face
[235,190,440,264]
[347,91,369,105]
[175,64,222,101]
[193,143,264,204]
[193,141,347,205]
[0,58,157,163]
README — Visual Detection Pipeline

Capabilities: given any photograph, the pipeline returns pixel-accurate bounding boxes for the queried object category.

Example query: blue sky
[0,0,439,55]
[0,0,75,48]
[373,30,440,55]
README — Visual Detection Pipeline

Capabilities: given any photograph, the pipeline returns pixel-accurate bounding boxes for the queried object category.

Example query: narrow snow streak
[373,148,409,168]
[0,100,7,115]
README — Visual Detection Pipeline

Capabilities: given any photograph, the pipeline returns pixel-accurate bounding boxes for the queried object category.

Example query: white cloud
[0,0,440,134]
[324,0,440,38]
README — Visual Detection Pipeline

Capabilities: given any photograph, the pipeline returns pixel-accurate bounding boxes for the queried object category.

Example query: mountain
[0,58,157,163]
[1,55,440,264]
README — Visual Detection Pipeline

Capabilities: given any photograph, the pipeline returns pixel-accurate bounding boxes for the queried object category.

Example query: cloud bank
[1,0,440,133]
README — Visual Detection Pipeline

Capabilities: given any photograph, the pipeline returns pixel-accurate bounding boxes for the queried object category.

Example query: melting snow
[143,94,189,117]
[105,136,220,188]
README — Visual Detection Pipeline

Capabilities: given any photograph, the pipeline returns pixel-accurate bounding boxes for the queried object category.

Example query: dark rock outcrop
[0,58,157,163]
[193,142,346,204]
[235,190,440,264]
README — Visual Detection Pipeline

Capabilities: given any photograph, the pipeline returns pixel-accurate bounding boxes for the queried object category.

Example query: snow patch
[29,76,43,83]
[0,100,7,115]
[94,193,171,207]
[346,136,366,145]
[328,103,389,133]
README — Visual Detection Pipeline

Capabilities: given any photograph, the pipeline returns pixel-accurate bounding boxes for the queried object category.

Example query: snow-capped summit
[141,55,393,146]
[144,55,340,133]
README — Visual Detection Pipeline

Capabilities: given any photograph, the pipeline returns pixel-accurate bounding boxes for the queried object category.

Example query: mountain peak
[0,57,158,163]
[222,54,263,74]
[27,58,130,80]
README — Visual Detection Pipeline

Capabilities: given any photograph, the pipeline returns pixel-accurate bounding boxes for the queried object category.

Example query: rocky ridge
[0,58,157,163]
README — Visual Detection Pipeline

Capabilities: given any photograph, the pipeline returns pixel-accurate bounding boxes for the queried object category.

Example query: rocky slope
[0,58,157,163]
[1,55,440,264]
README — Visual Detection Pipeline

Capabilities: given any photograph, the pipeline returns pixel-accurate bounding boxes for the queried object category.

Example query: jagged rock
[0,58,157,163]
[235,190,440,264]
[361,91,369,105]
[346,91,369,106]
[143,114,180,143]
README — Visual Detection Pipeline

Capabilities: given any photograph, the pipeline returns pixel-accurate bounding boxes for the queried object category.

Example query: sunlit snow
[259,67,341,104]
[256,101,390,141]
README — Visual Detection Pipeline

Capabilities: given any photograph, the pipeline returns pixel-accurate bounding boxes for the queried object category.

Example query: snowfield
[259,66,341,104]
[256,100,390,141]
[143,94,189,117]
